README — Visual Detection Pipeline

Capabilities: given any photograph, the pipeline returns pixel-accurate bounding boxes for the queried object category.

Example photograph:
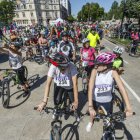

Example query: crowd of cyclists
[0,22,134,133]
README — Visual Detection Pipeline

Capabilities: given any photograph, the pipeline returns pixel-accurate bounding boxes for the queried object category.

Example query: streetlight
[120,0,126,34]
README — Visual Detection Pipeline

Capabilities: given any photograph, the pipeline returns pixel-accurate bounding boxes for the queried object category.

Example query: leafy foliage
[0,0,16,25]
[77,2,104,22]
[67,15,76,23]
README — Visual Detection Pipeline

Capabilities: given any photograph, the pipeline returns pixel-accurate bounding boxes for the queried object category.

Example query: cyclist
[36,52,78,112]
[48,42,58,57]
[57,31,76,61]
[113,46,124,75]
[0,42,30,96]
[80,38,96,77]
[24,37,34,60]
[131,29,139,55]
[87,27,100,53]
[86,52,133,132]
[38,31,49,62]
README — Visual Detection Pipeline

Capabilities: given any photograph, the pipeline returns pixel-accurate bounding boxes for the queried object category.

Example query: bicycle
[125,41,140,57]
[0,66,28,108]
[93,107,135,140]
[34,105,79,140]
[82,106,135,140]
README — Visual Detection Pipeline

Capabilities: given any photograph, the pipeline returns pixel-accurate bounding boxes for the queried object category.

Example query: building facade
[60,0,71,16]
[13,0,68,26]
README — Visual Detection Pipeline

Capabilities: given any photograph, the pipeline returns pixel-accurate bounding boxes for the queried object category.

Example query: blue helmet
[50,42,55,46]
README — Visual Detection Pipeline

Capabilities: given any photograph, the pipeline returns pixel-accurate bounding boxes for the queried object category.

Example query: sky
[70,0,121,16]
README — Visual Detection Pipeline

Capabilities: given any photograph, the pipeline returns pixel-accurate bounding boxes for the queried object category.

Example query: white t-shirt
[9,50,22,69]
[93,70,113,103]
[48,62,78,89]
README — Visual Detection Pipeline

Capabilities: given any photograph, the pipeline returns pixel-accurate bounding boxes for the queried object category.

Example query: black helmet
[11,41,22,49]
[61,31,69,37]
[49,52,70,67]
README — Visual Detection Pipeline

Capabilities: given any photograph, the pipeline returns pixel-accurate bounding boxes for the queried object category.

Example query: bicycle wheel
[2,80,10,108]
[61,124,79,140]
[102,133,115,140]
[23,66,28,79]
[113,94,125,112]
[50,126,61,140]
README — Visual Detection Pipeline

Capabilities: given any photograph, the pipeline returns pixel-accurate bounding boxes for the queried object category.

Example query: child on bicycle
[86,52,133,132]
[112,46,124,75]
[80,38,96,78]
[0,42,30,96]
[36,53,78,112]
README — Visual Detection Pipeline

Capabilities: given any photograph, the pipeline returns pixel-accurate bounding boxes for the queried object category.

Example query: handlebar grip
[132,112,136,115]
[34,107,38,110]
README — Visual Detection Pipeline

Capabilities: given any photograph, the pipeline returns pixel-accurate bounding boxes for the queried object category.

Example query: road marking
[106,47,111,51]
[121,78,140,103]
[103,38,129,65]
[123,60,129,64]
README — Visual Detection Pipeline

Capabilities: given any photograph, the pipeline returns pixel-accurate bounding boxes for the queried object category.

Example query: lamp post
[120,0,126,35]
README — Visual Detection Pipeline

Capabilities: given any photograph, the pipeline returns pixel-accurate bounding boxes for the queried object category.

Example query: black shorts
[93,100,113,114]
[14,66,27,85]
[53,83,74,106]
[85,65,94,77]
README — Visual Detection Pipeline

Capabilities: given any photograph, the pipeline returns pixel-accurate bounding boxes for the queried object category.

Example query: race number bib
[54,76,70,87]
[82,61,88,67]
[95,84,112,97]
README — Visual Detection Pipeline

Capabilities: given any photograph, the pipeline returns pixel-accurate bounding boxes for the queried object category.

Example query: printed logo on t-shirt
[54,75,70,87]
[61,45,70,53]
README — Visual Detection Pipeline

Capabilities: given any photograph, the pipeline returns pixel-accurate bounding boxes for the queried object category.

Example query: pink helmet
[95,52,116,65]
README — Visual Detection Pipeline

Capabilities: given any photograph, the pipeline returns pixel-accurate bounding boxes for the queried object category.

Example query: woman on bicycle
[0,42,30,95]
[86,52,133,132]
[36,52,78,112]
[80,38,96,77]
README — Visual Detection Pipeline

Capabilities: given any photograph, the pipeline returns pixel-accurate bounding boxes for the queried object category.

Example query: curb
[105,37,128,47]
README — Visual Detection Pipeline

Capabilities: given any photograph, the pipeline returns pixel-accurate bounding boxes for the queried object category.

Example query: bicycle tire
[50,126,61,140]
[23,66,28,79]
[113,94,125,112]
[61,124,79,140]
[102,133,115,140]
[2,80,10,108]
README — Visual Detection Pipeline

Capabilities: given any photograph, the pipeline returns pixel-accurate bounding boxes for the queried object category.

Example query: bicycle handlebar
[94,111,136,122]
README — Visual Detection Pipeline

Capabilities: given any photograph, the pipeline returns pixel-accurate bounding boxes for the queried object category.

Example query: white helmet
[82,38,90,44]
[40,30,45,35]
[113,46,124,55]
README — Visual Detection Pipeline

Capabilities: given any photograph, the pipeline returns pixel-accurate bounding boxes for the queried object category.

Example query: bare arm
[88,69,97,107]
[112,70,132,111]
[43,76,53,103]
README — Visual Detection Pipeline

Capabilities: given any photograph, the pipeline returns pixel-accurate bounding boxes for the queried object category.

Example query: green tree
[0,0,16,26]
[77,2,104,22]
[67,15,76,23]
[104,1,121,20]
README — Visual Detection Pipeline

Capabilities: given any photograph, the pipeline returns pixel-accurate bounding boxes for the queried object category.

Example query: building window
[22,12,25,17]
[30,12,34,17]
[54,6,56,9]
[23,4,26,9]
[29,5,32,9]
[16,13,19,18]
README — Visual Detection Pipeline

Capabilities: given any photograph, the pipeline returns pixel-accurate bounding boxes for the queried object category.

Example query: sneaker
[86,122,93,132]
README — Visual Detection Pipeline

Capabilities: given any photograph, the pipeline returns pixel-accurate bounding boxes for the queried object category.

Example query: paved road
[0,39,140,140]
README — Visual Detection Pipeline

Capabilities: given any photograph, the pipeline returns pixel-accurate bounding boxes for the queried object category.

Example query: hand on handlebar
[71,101,78,111]
[89,108,96,119]
[35,101,47,112]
